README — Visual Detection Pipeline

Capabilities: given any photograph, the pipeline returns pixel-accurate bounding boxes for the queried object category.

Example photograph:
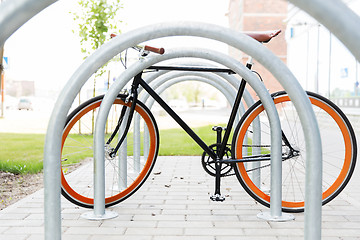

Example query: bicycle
[60,30,357,213]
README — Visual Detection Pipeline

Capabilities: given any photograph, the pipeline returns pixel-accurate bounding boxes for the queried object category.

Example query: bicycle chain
[242,144,286,148]
[221,144,288,177]
[205,144,288,178]
[221,159,284,177]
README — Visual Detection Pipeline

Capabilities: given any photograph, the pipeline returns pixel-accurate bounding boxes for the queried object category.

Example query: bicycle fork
[106,75,141,159]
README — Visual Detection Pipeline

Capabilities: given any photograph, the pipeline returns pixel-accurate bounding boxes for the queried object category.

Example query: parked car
[18,98,33,110]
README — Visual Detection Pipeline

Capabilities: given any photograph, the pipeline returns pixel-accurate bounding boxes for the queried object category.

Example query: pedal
[210,194,225,202]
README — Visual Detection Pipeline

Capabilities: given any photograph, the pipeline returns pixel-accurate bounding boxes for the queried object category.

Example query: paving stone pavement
[0,156,360,240]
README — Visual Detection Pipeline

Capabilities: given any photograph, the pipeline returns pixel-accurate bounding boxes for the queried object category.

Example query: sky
[3,0,230,99]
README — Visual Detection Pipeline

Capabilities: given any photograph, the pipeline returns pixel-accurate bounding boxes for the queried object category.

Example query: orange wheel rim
[61,99,157,205]
[235,95,352,209]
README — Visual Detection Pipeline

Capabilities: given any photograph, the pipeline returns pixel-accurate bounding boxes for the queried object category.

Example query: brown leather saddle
[245,29,281,43]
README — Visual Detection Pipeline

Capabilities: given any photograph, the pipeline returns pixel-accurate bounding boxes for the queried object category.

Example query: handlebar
[110,33,165,55]
[144,45,165,55]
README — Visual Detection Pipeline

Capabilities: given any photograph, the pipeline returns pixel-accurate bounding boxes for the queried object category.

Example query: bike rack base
[81,211,118,221]
[257,211,295,222]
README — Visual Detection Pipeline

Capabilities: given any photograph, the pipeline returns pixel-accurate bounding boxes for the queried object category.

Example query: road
[0,107,232,133]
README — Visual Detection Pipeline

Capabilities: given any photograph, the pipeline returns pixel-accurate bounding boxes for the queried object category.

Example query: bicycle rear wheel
[61,94,159,208]
[232,91,357,213]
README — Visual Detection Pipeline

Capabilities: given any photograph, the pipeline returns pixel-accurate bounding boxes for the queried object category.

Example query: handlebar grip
[110,35,165,55]
[144,45,165,55]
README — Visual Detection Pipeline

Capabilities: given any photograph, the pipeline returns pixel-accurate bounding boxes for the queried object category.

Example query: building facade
[228,0,288,100]
[286,1,360,101]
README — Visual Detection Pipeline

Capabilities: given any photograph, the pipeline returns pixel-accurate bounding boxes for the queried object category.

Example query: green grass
[0,125,229,174]
[0,133,44,174]
[158,125,227,155]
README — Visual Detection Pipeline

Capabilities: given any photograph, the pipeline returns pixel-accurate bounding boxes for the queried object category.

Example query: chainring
[201,143,233,177]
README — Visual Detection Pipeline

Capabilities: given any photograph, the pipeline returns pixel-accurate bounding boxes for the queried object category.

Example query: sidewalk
[1,156,360,240]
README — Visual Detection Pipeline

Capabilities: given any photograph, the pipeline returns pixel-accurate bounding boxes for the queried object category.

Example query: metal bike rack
[6,0,354,236]
[72,47,280,222]
[0,0,57,47]
[0,17,315,239]
[5,20,315,239]
[93,47,288,222]
[286,1,360,238]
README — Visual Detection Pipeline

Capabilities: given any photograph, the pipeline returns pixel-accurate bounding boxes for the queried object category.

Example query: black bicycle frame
[111,64,296,162]
[130,66,242,161]
[109,64,297,199]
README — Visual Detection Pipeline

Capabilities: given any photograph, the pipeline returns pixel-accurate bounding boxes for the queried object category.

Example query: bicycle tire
[232,91,357,213]
[61,94,159,208]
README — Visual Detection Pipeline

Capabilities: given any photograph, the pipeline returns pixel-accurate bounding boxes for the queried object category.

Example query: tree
[72,0,122,133]
[73,0,122,97]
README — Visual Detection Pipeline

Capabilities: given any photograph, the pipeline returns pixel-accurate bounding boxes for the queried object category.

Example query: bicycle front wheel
[232,91,357,213]
[61,95,159,208]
